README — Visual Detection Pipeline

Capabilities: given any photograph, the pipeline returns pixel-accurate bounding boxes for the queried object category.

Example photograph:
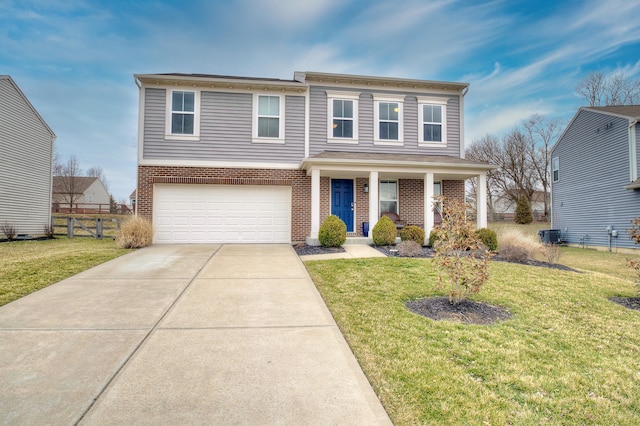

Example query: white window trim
[379,179,399,214]
[374,94,404,145]
[253,93,285,144]
[418,96,448,147]
[326,90,359,144]
[165,89,200,141]
[552,157,559,182]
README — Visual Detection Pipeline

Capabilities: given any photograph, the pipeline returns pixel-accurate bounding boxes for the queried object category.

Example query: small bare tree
[86,166,109,191]
[432,197,492,305]
[55,155,83,210]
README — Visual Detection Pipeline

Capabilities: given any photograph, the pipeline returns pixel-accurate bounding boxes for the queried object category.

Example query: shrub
[498,228,542,262]
[1,222,17,240]
[397,240,423,257]
[514,196,533,224]
[476,228,498,251]
[318,215,347,247]
[432,197,492,305]
[400,225,425,245]
[372,215,397,246]
[542,242,562,264]
[428,227,441,247]
[116,216,153,249]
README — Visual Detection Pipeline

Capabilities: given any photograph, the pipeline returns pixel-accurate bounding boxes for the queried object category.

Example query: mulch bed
[293,243,345,256]
[610,297,640,311]
[406,297,512,325]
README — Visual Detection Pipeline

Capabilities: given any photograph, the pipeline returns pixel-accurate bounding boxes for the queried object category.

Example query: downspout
[460,86,469,159]
[134,76,143,217]
[630,118,638,182]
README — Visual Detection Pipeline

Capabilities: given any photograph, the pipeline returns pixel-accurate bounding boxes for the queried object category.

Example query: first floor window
[380,180,398,214]
[433,182,442,213]
[552,157,559,182]
[257,95,280,138]
[171,91,195,134]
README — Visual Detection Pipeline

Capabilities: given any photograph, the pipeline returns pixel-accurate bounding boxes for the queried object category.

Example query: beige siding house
[0,76,56,237]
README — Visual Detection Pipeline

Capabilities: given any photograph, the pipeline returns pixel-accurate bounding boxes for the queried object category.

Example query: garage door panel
[154,184,291,244]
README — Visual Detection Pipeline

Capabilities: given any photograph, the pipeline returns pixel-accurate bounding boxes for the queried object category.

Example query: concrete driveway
[0,244,391,425]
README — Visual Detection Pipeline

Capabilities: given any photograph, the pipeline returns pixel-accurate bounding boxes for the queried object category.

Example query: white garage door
[154,184,291,244]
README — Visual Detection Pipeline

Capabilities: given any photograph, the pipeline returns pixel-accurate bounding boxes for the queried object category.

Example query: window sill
[419,141,447,147]
[327,138,359,144]
[252,138,285,144]
[374,140,404,146]
[165,134,200,141]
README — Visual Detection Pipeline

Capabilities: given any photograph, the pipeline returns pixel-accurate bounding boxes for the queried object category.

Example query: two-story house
[0,75,56,238]
[134,71,494,244]
[551,106,640,250]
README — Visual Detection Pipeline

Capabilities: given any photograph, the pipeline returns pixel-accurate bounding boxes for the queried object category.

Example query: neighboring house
[551,105,640,249]
[493,190,548,221]
[52,176,111,212]
[129,189,137,211]
[135,71,495,244]
[0,75,56,237]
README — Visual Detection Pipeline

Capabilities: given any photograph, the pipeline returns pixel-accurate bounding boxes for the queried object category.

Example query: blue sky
[2,0,640,201]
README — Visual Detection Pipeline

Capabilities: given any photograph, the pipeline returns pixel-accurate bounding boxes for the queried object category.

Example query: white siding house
[0,76,55,237]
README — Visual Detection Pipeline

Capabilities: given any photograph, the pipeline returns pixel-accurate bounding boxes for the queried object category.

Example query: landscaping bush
[318,215,346,247]
[400,225,425,245]
[372,215,397,246]
[476,227,498,251]
[397,240,423,257]
[542,242,562,264]
[498,227,542,262]
[1,222,16,240]
[428,227,441,247]
[116,216,153,249]
[514,196,533,224]
[432,197,492,304]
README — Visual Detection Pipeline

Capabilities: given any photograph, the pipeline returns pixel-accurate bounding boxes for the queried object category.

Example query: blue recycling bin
[362,221,369,236]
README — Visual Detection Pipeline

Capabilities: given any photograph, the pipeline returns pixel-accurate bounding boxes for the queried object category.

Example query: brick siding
[137,166,311,242]
[138,165,470,242]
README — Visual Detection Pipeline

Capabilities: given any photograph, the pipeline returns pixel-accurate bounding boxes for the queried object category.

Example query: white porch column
[368,171,379,237]
[424,173,434,242]
[310,169,321,239]
[477,173,488,229]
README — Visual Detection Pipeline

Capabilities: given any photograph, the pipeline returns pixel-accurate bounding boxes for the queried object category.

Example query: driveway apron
[0,244,391,425]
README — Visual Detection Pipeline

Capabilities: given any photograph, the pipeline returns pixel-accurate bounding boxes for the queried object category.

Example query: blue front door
[331,179,354,232]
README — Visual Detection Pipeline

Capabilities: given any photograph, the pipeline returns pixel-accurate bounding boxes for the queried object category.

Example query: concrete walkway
[299,244,387,261]
[0,244,391,425]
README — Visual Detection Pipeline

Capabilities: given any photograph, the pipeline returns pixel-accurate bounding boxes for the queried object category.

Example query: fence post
[67,217,74,238]
[96,218,103,240]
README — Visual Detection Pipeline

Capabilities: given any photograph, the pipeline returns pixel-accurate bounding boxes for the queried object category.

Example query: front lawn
[305,256,640,424]
[0,238,132,306]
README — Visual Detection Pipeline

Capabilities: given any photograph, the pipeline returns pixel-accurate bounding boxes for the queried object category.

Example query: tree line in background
[466,71,640,223]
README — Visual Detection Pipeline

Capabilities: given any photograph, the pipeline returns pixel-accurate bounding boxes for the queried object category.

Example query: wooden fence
[52,203,133,215]
[52,217,122,239]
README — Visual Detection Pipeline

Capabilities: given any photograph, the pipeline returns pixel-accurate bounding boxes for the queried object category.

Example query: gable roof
[552,105,640,153]
[585,105,640,120]
[52,176,100,194]
[0,75,56,140]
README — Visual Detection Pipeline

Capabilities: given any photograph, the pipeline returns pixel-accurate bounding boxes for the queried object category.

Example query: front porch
[301,152,494,246]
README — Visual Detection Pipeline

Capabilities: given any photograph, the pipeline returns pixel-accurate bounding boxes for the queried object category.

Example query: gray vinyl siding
[142,88,304,164]
[0,77,54,236]
[308,85,461,157]
[551,110,640,249]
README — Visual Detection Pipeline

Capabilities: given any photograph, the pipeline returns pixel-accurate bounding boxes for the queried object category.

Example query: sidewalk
[0,244,391,425]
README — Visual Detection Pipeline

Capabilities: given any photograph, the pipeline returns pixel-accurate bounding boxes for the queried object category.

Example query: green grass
[0,238,132,306]
[305,256,640,425]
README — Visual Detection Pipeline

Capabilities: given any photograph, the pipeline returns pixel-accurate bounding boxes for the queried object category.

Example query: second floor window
[332,99,353,138]
[418,97,448,145]
[171,91,195,135]
[374,94,404,143]
[257,95,281,138]
[379,102,399,140]
[422,105,442,142]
